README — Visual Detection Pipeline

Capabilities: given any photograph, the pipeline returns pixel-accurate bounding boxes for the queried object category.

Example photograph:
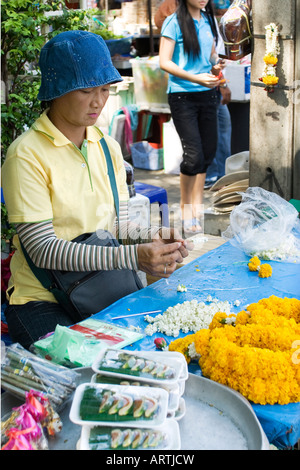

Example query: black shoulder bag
[20,137,143,323]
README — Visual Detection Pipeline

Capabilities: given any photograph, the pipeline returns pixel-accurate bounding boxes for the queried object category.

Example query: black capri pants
[168,89,218,176]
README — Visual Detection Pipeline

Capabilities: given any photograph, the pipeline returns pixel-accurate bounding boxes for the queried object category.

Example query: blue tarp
[92,241,300,448]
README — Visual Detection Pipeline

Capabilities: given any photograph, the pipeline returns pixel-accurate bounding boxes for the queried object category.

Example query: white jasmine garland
[250,235,300,262]
[129,325,142,333]
[144,298,235,337]
[265,23,280,57]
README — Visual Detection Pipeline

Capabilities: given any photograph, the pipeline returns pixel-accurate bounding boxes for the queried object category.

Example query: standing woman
[159,0,224,234]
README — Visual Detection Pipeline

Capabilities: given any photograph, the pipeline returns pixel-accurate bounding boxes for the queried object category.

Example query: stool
[134,181,169,227]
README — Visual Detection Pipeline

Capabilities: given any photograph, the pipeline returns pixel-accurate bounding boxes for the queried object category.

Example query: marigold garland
[169,295,300,405]
[168,334,196,363]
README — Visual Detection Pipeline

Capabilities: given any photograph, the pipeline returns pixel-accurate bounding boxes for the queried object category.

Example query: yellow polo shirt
[2,110,129,305]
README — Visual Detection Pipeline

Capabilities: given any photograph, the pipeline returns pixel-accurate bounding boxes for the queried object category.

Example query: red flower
[154,337,167,350]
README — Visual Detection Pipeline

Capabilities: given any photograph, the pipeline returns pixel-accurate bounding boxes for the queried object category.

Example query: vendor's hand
[153,227,194,259]
[137,240,183,278]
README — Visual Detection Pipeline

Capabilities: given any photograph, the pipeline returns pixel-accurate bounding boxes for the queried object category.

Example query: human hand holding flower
[154,227,194,260]
[137,239,183,278]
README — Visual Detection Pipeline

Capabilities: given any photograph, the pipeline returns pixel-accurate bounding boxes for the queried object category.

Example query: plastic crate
[130,57,169,109]
[96,77,135,131]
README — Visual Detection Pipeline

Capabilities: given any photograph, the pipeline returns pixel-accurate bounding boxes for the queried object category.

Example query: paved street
[132,168,226,282]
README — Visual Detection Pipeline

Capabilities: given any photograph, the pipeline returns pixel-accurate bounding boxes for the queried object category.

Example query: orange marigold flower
[209,312,228,330]
[262,75,279,85]
[168,334,195,363]
[258,263,272,278]
[235,310,250,325]
[248,256,261,272]
[194,329,211,356]
[263,54,278,65]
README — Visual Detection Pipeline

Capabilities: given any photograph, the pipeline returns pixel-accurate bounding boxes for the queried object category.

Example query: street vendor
[1,30,191,350]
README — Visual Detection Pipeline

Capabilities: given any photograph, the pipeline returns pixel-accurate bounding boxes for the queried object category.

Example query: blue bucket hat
[37,30,122,101]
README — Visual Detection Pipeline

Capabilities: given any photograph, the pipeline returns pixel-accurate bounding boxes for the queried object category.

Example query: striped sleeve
[16,221,139,272]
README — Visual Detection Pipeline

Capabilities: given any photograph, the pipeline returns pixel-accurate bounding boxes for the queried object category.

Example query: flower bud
[154,337,168,350]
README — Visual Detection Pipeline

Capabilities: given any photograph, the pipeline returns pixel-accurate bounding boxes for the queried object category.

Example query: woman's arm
[16,221,139,272]
[159,36,221,89]
[17,217,188,279]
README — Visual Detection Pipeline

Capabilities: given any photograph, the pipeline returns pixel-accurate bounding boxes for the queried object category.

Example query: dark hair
[177,0,218,58]
[41,100,52,111]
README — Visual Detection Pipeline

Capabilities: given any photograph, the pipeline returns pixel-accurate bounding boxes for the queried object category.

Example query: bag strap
[19,238,70,307]
[100,137,120,221]
[19,138,121,298]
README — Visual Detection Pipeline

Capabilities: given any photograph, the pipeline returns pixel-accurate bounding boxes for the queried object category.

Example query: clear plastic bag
[222,187,300,262]
[1,343,79,411]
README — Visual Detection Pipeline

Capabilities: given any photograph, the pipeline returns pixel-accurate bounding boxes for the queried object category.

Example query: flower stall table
[92,241,300,449]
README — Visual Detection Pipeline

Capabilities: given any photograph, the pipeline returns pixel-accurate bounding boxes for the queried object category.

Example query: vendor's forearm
[16,221,139,272]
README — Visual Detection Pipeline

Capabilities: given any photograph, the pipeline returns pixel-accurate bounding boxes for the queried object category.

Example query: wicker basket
[121,0,161,25]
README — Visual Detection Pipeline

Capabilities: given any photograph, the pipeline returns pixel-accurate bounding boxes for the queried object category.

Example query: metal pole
[105,0,108,20]
[147,0,154,56]
[293,0,300,199]
[249,0,297,200]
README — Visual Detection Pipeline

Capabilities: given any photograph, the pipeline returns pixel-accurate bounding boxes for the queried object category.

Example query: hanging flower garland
[169,295,300,405]
[259,23,280,93]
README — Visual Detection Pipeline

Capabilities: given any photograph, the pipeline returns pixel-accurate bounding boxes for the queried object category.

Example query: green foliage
[1,0,97,159]
[1,0,99,246]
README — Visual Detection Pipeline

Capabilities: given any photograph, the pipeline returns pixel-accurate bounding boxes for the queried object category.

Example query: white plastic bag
[222,187,300,262]
[163,119,183,175]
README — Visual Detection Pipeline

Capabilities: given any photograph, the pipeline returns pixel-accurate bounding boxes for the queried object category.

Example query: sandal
[182,218,203,237]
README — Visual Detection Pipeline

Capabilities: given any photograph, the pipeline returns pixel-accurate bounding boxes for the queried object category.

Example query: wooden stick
[111,310,162,320]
